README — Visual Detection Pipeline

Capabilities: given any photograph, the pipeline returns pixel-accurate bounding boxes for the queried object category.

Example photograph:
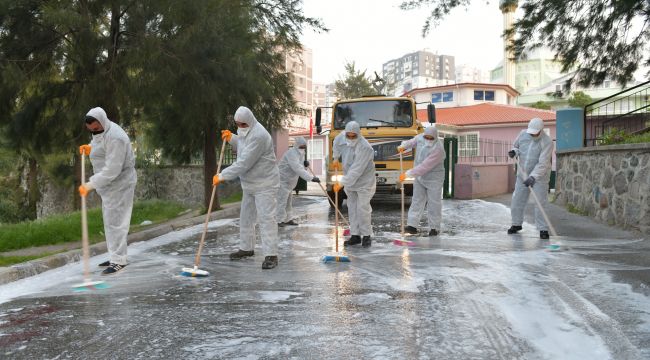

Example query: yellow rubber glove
[79,144,92,156]
[399,172,407,183]
[221,130,232,142]
[331,160,340,171]
[333,183,342,193]
[397,146,405,153]
[212,175,220,186]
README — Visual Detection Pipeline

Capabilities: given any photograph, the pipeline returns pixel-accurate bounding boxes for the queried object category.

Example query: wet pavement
[1,195,649,359]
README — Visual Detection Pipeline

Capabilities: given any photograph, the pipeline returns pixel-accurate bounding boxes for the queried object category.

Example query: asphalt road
[1,195,649,359]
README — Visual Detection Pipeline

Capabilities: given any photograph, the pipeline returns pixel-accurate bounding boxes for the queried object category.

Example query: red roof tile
[417,103,556,126]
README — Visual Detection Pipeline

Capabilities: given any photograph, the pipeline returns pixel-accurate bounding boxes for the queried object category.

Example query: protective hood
[344,121,361,137]
[234,106,258,127]
[294,137,307,148]
[424,126,438,139]
[86,107,111,132]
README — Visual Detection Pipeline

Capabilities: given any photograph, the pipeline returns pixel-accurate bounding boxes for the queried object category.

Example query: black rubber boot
[362,236,371,248]
[507,225,523,234]
[428,229,438,236]
[404,225,418,234]
[283,220,299,226]
[540,230,550,239]
[344,235,361,246]
[229,249,254,260]
[98,260,110,267]
[262,256,278,269]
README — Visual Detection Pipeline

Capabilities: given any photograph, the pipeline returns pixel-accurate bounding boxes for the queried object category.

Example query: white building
[404,82,519,110]
[456,64,491,83]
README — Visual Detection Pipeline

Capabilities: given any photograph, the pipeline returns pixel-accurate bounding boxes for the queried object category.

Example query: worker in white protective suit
[276,137,321,226]
[78,107,137,275]
[397,126,446,236]
[332,121,376,248]
[507,117,554,239]
[216,106,281,269]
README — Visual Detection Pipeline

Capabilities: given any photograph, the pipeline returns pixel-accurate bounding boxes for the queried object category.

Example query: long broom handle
[307,166,350,227]
[194,141,227,267]
[515,157,558,237]
[81,153,90,282]
[400,151,405,239]
[335,165,340,253]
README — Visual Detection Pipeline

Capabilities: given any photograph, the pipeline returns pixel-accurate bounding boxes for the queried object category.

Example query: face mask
[346,138,358,147]
[298,148,305,155]
[425,139,434,147]
[237,127,249,137]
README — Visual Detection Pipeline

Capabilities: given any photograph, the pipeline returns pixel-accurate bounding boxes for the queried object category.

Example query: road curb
[0,202,241,286]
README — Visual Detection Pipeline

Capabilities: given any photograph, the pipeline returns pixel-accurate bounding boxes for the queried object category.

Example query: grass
[566,203,588,216]
[0,199,188,253]
[0,252,59,267]
[220,191,242,205]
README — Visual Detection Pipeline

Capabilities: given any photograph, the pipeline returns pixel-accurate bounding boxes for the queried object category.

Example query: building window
[459,133,479,157]
[443,91,454,102]
[474,90,495,101]
[431,93,442,103]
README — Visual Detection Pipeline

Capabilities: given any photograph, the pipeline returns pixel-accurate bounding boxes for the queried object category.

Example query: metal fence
[584,80,650,146]
[456,138,515,165]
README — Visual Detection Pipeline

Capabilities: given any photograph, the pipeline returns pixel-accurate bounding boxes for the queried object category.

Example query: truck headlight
[330,175,344,182]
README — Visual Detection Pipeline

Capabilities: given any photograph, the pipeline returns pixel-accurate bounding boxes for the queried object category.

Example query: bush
[599,128,650,145]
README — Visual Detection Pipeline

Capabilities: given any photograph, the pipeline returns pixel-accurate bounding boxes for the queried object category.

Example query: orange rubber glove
[397,146,405,154]
[399,173,407,183]
[212,175,220,186]
[331,160,340,171]
[221,130,232,142]
[78,184,91,197]
[79,144,92,156]
[333,183,342,193]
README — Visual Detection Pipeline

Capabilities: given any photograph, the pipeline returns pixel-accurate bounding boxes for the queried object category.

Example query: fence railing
[584,80,650,146]
[456,138,515,165]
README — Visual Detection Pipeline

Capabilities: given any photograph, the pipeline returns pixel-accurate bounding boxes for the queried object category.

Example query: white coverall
[220,107,280,256]
[86,107,137,266]
[510,130,554,230]
[276,137,313,223]
[401,126,446,231]
[337,121,376,237]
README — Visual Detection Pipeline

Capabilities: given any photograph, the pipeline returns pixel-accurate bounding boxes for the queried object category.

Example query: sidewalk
[0,202,242,285]
[484,192,645,241]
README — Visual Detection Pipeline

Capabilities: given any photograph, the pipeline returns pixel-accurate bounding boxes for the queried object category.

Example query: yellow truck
[315,96,436,206]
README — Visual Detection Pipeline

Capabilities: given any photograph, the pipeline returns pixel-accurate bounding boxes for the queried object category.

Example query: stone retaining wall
[556,143,650,235]
[38,165,241,218]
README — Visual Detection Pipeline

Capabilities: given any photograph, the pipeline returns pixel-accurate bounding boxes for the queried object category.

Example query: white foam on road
[0,218,236,304]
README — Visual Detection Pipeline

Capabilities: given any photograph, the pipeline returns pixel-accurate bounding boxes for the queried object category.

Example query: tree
[136,0,323,208]
[529,101,551,110]
[334,62,375,99]
[0,0,143,214]
[567,91,593,108]
[400,0,649,87]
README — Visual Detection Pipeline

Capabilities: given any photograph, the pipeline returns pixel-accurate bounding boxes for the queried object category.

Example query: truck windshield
[333,100,413,129]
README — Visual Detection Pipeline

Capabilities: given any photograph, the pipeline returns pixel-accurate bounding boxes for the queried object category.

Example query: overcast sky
[299,0,507,84]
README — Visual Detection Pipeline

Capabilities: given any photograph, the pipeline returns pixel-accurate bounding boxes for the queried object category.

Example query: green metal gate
[443,138,458,198]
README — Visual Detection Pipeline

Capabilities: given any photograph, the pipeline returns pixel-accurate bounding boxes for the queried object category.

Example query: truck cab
[315,96,436,206]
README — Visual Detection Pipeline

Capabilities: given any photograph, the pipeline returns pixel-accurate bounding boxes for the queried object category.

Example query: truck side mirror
[315,108,322,134]
[427,104,436,124]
